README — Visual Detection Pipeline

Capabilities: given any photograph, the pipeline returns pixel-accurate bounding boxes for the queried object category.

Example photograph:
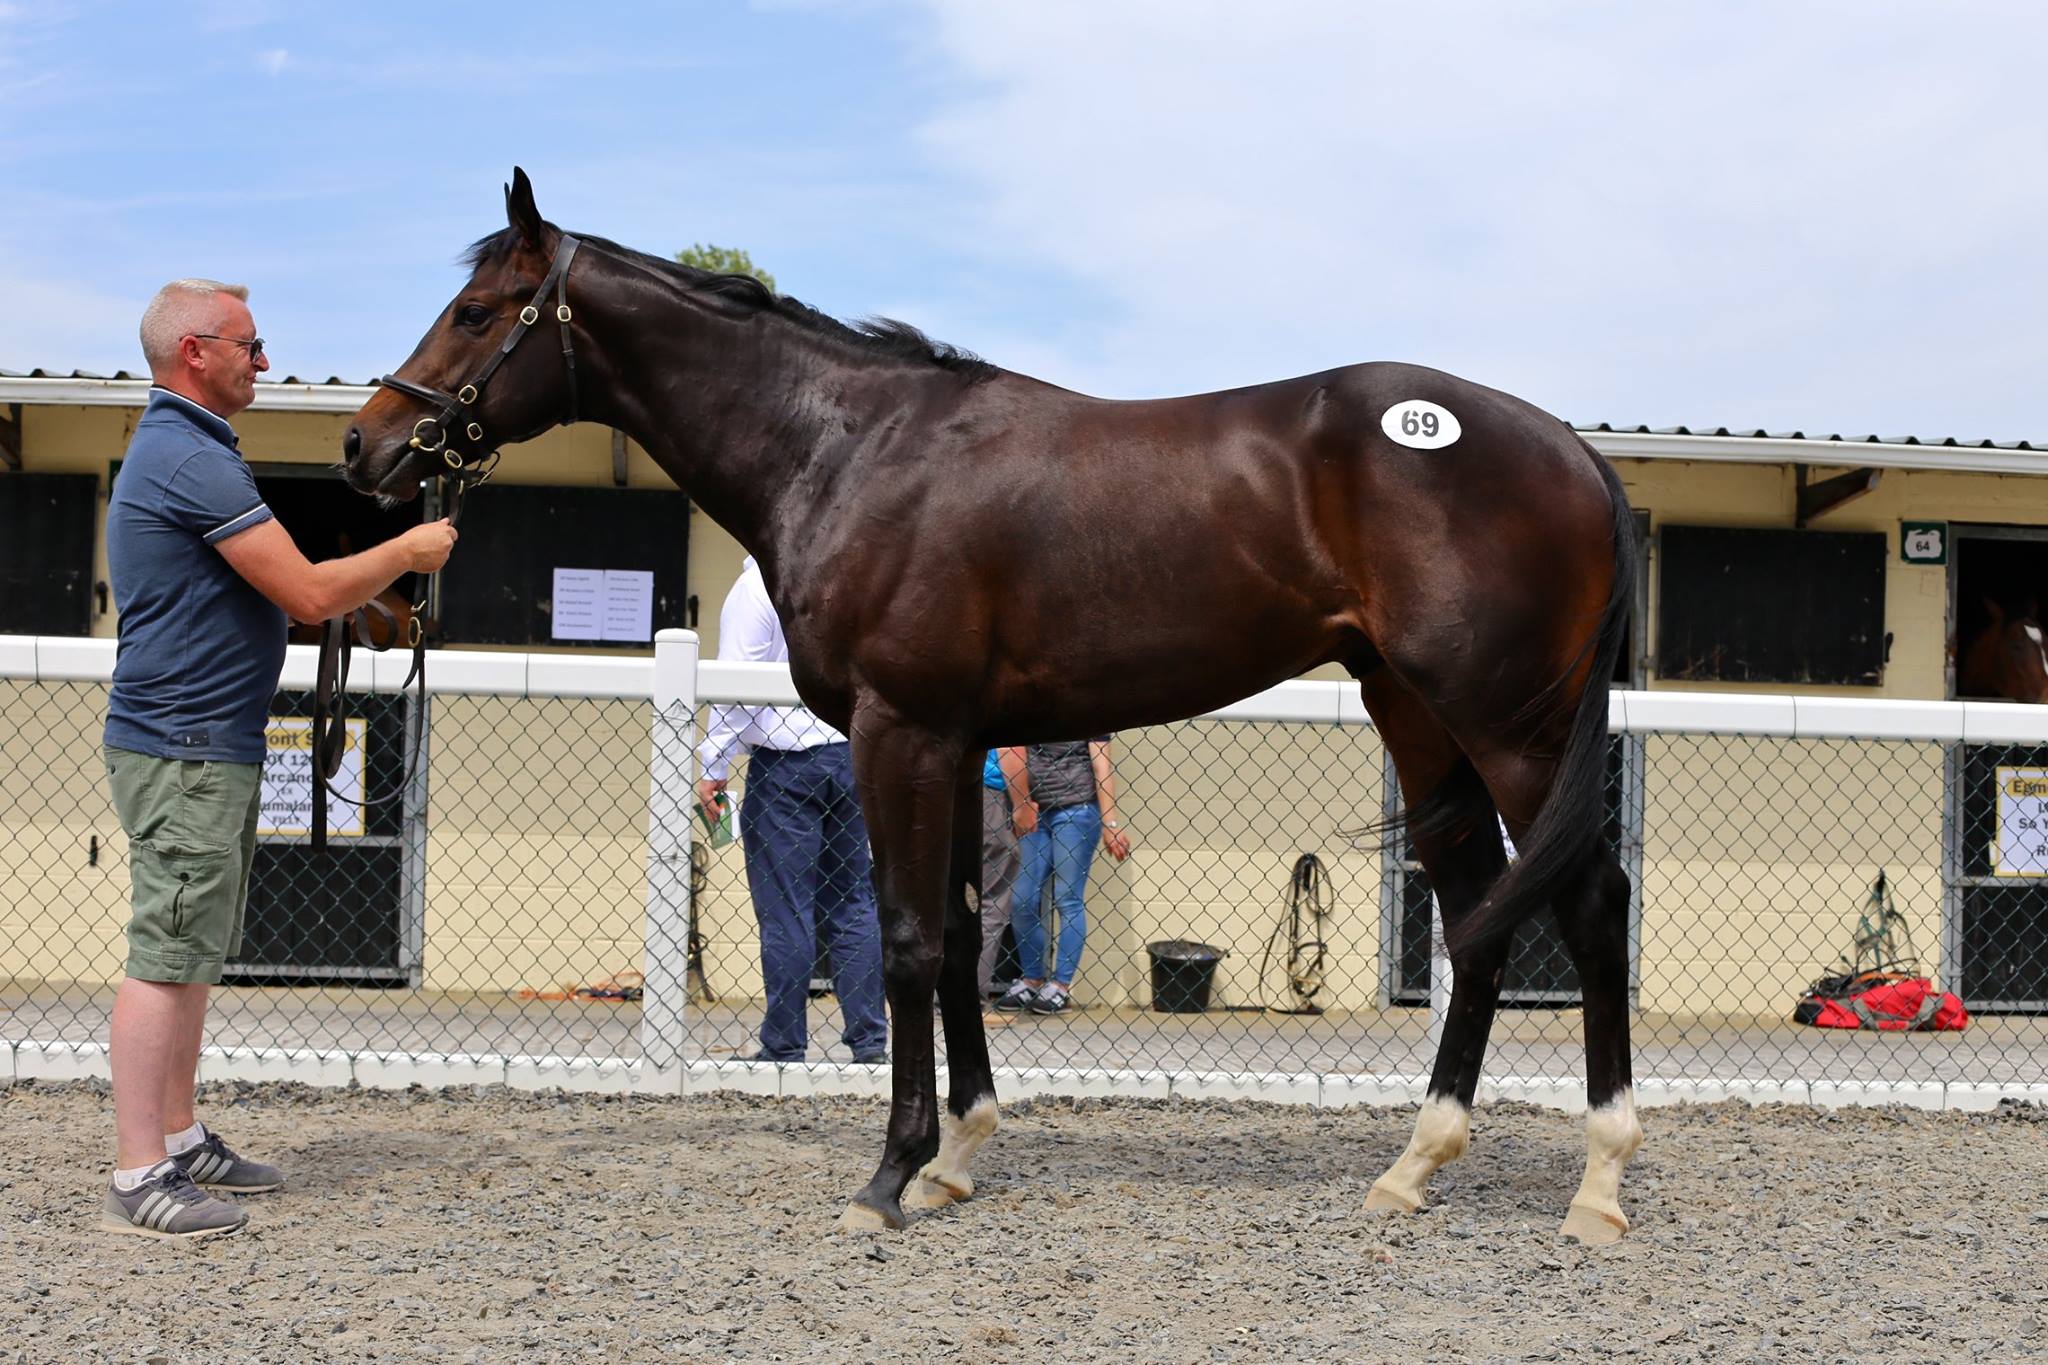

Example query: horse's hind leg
[1553,852,1641,1244]
[838,705,964,1232]
[1353,672,1513,1215]
[906,757,1000,1210]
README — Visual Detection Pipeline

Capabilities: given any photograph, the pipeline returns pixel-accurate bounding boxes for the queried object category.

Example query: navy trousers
[739,742,888,1061]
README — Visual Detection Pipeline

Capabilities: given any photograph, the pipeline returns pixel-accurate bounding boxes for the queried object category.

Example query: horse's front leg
[905,755,1001,1211]
[837,703,965,1232]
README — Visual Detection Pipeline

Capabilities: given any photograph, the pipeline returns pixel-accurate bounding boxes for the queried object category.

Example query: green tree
[674,244,775,293]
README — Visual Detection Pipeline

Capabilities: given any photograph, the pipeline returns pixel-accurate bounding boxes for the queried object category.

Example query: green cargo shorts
[104,745,263,985]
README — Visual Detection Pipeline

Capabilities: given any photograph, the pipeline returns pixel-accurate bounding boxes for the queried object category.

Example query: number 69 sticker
[1381,400,1462,450]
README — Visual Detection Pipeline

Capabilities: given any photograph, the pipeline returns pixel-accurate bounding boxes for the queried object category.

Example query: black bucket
[1147,939,1228,1013]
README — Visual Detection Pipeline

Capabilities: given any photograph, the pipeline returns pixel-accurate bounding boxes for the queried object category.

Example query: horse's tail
[1446,443,1635,958]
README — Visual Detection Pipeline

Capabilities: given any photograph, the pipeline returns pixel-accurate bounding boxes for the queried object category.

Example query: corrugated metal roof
[1575,421,2047,452]
[1,366,366,386]
[5,368,2046,460]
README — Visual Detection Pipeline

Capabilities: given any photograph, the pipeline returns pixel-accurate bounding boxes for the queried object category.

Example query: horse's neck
[580,275,956,583]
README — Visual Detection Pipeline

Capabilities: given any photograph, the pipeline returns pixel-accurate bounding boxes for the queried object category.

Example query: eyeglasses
[190,334,266,361]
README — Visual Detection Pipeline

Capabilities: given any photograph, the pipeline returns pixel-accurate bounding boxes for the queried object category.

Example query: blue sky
[5,1,2046,439]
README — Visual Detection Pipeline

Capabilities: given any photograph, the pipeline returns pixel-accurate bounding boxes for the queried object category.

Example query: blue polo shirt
[104,388,286,763]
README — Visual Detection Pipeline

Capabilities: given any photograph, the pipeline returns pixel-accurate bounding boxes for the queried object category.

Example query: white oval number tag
[1381,400,1461,450]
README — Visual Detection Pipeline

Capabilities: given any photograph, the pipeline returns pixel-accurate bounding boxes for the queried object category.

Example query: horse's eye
[456,304,492,328]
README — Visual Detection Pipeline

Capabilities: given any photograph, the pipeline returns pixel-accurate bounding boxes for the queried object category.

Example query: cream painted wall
[1635,734,1948,1017]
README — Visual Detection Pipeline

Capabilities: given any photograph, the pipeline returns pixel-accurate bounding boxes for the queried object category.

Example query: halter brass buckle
[409,416,446,452]
[519,305,540,326]
[457,384,479,405]
[408,616,424,648]
[556,304,572,323]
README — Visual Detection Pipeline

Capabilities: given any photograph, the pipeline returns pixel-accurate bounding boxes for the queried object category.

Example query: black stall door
[1391,737,1634,1006]
[1955,743,2048,1012]
[225,690,416,986]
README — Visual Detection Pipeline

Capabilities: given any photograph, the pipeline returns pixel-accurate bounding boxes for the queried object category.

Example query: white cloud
[257,48,289,76]
[911,1,2048,436]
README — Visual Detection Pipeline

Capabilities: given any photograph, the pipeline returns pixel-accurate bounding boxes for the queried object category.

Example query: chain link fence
[4,635,2046,1102]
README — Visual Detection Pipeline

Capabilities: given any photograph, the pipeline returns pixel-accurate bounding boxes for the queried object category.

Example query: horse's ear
[1983,598,2007,623]
[506,166,546,250]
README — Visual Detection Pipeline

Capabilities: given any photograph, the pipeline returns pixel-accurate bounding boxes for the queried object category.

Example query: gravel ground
[2,1081,2044,1364]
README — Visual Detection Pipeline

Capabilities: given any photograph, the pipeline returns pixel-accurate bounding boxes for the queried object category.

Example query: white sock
[163,1121,206,1156]
[113,1159,171,1192]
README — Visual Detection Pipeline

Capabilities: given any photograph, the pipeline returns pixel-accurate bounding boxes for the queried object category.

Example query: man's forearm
[303,540,415,621]
[998,746,1031,802]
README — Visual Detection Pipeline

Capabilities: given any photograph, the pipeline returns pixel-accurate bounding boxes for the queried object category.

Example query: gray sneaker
[993,980,1040,1013]
[1028,983,1072,1014]
[173,1127,284,1194]
[101,1160,248,1241]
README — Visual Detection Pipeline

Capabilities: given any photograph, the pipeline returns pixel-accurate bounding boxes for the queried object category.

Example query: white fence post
[1427,896,1450,1049]
[642,628,700,1077]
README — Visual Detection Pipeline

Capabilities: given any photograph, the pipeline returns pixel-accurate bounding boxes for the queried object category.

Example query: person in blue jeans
[992,737,1134,1014]
[697,557,887,1063]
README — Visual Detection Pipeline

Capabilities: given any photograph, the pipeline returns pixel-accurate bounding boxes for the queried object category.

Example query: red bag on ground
[1794,971,1969,1032]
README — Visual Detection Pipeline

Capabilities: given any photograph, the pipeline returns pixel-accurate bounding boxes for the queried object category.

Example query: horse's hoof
[906,1160,974,1209]
[903,1174,969,1211]
[1559,1202,1628,1245]
[836,1200,903,1233]
[1364,1181,1423,1215]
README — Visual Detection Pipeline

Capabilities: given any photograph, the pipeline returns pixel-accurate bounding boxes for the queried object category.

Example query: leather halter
[375,233,583,469]
[308,233,584,853]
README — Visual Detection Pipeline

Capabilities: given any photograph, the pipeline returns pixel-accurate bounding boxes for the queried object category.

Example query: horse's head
[1959,597,2048,704]
[343,167,581,500]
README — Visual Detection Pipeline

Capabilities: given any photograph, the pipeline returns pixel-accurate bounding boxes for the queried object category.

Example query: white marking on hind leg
[1561,1089,1642,1244]
[907,1095,998,1209]
[1365,1096,1470,1213]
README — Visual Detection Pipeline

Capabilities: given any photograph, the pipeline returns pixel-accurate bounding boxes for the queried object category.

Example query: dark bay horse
[343,170,1643,1244]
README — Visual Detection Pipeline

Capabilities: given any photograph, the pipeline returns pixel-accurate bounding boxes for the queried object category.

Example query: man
[101,279,457,1239]
[694,556,887,1064]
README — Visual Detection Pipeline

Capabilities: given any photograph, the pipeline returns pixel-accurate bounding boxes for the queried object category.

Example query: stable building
[4,369,2047,1019]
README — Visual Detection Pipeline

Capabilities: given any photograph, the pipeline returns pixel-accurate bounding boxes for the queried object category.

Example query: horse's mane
[463,227,997,381]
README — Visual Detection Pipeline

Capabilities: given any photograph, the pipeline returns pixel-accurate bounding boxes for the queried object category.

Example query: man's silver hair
[139,279,250,372]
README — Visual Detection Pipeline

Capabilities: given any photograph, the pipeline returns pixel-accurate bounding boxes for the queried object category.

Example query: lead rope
[308,465,490,853]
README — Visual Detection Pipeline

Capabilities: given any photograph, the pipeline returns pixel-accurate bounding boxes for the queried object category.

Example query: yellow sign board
[1993,766,2048,877]
[259,717,366,837]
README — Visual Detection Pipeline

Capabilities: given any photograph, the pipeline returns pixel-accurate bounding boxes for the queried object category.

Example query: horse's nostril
[343,427,362,462]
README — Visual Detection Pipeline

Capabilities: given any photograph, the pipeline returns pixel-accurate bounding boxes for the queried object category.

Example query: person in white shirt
[695,557,887,1063]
